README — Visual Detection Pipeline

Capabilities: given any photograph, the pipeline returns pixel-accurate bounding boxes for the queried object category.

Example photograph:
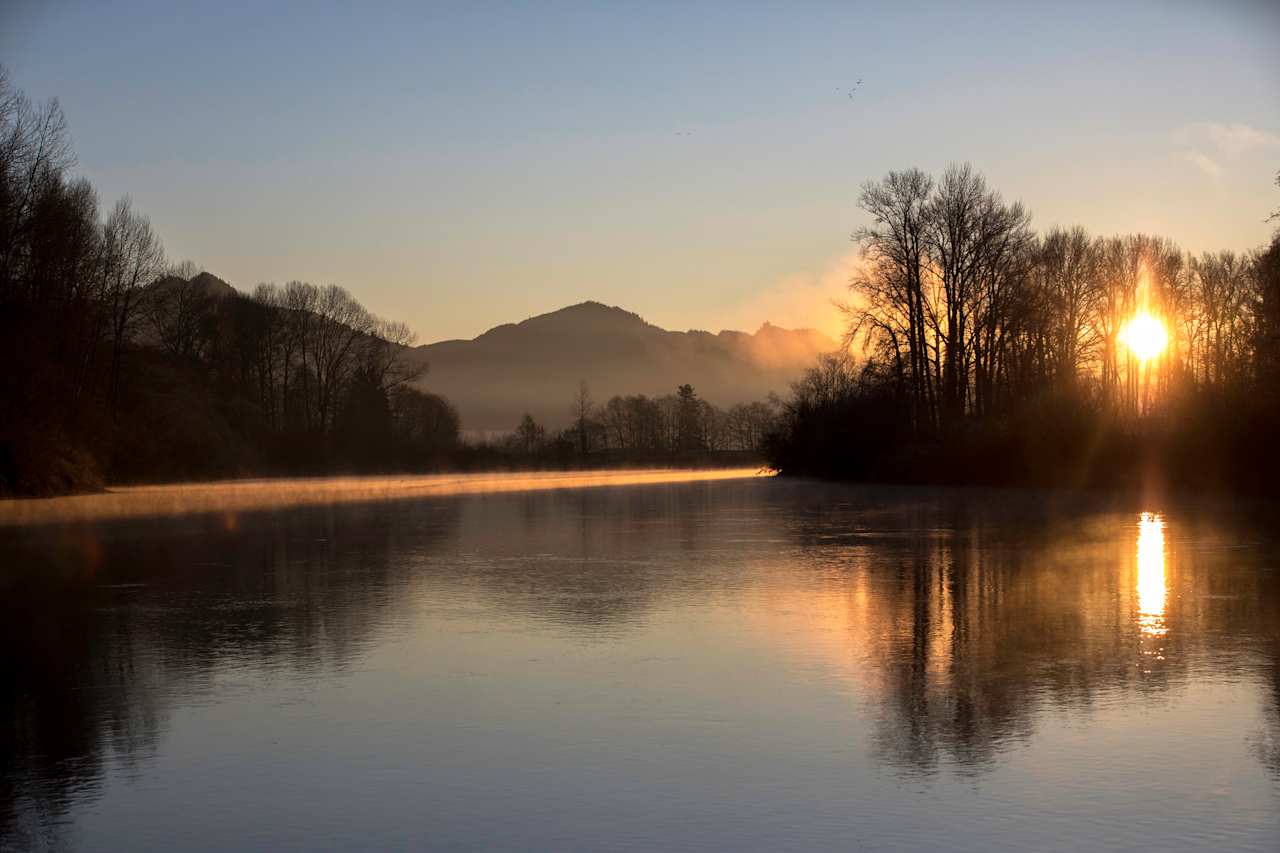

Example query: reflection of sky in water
[1,479,1277,851]
[1137,512,1168,638]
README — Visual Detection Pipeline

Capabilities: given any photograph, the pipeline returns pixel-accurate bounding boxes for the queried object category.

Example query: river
[2,471,1277,851]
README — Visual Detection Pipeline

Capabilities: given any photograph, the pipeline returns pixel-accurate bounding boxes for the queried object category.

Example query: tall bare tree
[0,69,74,291]
[100,196,165,404]
[360,318,423,395]
[850,168,936,433]
[148,260,217,360]
[307,284,373,433]
[571,379,594,454]
[1033,227,1101,389]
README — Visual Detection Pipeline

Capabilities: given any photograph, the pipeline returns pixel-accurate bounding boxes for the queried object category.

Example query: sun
[1120,311,1168,362]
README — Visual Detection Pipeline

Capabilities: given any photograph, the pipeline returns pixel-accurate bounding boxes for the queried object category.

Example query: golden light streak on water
[1136,512,1168,637]
[0,468,768,527]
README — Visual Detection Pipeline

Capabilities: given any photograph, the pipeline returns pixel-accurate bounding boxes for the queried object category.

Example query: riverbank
[764,388,1280,497]
[0,467,768,527]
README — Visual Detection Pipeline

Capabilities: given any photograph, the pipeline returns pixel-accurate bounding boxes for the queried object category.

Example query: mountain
[409,301,837,432]
[131,272,238,350]
[146,271,238,301]
[132,277,834,433]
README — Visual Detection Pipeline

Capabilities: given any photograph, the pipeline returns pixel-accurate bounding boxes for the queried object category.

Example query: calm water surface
[2,473,1278,851]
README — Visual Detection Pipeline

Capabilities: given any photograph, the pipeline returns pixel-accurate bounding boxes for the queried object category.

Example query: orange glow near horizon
[1119,310,1169,363]
[0,469,768,527]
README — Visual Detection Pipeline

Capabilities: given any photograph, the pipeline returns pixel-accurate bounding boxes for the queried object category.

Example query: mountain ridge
[426,300,831,351]
[408,300,836,432]
[139,276,836,433]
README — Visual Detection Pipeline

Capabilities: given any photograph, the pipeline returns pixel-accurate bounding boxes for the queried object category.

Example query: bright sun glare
[1119,311,1168,362]
[1136,512,1167,638]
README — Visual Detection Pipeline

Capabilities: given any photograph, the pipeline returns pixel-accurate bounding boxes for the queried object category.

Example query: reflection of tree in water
[785,489,1280,778]
[440,478,1280,780]
[4,480,1278,846]
[1257,658,1280,780]
[0,480,751,848]
[1252,576,1280,780]
[0,500,459,850]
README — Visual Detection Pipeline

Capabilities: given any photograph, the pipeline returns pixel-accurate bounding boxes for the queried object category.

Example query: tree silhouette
[768,165,1280,490]
[571,380,594,454]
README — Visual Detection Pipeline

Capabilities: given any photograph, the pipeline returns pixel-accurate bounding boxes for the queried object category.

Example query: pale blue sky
[3,0,1277,341]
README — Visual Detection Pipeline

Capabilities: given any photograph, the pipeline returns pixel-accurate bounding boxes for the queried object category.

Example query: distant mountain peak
[530,300,647,324]
[188,271,236,297]
[146,270,236,300]
[563,299,616,311]
[413,301,837,431]
[464,301,833,348]
[471,301,654,344]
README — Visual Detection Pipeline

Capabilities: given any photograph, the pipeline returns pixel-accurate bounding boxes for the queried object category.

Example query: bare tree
[515,413,545,454]
[1189,251,1253,388]
[571,379,593,454]
[602,395,630,450]
[1032,227,1101,389]
[925,163,1032,423]
[280,280,318,428]
[248,283,286,427]
[360,318,424,395]
[727,401,779,451]
[851,168,936,433]
[0,70,75,290]
[849,165,1031,427]
[698,399,727,451]
[148,260,216,360]
[307,284,373,432]
[100,196,165,403]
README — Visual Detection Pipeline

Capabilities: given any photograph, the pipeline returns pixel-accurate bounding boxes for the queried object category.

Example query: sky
[2,0,1278,343]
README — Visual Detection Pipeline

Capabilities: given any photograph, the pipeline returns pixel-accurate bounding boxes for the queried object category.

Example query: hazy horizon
[3,0,1277,342]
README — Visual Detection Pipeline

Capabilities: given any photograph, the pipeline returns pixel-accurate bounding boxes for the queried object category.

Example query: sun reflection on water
[1136,512,1167,638]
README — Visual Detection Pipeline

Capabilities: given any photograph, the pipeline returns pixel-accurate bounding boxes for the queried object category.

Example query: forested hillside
[0,72,455,494]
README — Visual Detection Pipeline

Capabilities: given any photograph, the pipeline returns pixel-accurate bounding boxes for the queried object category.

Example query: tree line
[0,71,773,495]
[0,71,457,494]
[765,164,1280,490]
[491,382,778,464]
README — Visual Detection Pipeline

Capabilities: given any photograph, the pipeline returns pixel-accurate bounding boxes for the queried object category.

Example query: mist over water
[2,474,1278,851]
[0,469,764,527]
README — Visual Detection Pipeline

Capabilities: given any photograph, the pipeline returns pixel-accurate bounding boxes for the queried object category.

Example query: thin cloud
[1173,122,1280,178]
[1181,149,1223,178]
